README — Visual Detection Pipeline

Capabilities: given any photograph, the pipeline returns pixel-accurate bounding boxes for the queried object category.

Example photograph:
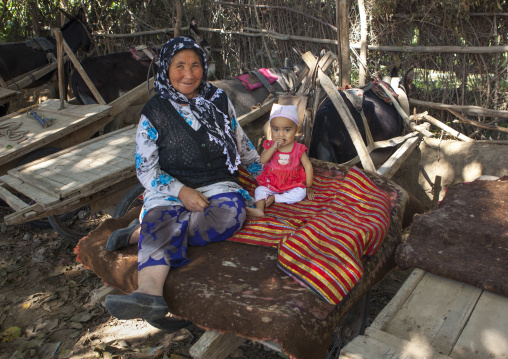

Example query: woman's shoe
[146,317,192,332]
[105,292,168,320]
[106,218,140,251]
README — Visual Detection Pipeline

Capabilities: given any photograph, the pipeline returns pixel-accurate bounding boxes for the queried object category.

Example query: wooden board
[450,290,508,358]
[0,87,18,106]
[0,126,136,225]
[340,270,508,359]
[0,99,111,168]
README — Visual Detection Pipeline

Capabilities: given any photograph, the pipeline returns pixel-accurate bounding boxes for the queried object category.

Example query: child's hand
[273,139,284,149]
[306,187,315,200]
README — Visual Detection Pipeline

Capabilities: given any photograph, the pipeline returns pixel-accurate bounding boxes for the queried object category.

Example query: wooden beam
[5,63,58,91]
[376,136,421,179]
[421,113,474,142]
[54,29,66,110]
[189,330,246,359]
[53,29,106,105]
[237,97,276,126]
[107,78,154,117]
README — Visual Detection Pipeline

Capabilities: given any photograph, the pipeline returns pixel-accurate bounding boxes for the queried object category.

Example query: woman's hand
[178,186,210,212]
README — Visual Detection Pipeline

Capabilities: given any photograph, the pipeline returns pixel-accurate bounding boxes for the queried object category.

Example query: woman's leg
[105,206,191,320]
[187,192,246,245]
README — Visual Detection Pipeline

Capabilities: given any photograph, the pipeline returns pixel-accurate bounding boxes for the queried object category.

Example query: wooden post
[189,331,246,359]
[53,29,107,105]
[53,29,66,110]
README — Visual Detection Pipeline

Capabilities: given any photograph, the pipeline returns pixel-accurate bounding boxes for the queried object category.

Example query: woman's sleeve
[135,115,184,198]
[227,99,263,178]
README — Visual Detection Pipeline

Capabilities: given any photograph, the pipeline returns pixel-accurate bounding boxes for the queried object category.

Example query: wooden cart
[0,99,111,174]
[340,268,508,359]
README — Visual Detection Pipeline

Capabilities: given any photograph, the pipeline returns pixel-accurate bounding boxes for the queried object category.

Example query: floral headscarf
[154,37,240,174]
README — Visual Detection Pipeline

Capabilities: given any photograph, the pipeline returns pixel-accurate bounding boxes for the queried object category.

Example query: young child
[247,104,314,218]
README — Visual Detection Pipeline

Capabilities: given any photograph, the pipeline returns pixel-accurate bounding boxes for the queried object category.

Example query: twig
[212,1,337,32]
[448,108,508,133]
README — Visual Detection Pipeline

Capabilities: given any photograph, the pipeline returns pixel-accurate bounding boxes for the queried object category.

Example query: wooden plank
[2,176,139,224]
[383,272,482,353]
[237,97,276,126]
[340,328,451,359]
[189,330,246,359]
[7,127,135,199]
[370,268,426,331]
[8,124,134,172]
[376,136,421,179]
[3,167,136,225]
[0,175,60,205]
[450,291,508,358]
[0,185,29,211]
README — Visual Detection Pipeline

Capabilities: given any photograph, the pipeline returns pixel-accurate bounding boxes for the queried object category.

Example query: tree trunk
[174,0,181,37]
[336,0,350,86]
[358,0,367,86]
[59,0,68,27]
[30,1,40,37]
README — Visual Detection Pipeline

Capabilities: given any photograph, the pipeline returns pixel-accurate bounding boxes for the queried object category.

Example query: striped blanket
[230,166,391,305]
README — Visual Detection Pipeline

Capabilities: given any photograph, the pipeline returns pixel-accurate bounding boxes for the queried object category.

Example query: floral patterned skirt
[137,192,246,271]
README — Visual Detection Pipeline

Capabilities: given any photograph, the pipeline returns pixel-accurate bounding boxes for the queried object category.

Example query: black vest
[141,94,239,189]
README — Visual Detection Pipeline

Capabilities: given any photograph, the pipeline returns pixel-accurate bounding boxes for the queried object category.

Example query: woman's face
[169,49,204,99]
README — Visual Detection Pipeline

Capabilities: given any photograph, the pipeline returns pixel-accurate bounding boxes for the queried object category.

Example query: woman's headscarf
[154,37,240,174]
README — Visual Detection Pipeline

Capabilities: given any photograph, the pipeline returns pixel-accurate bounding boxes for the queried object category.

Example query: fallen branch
[448,109,508,134]
[420,113,475,142]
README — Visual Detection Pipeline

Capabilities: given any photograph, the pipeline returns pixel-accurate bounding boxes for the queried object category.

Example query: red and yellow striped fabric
[229,166,391,305]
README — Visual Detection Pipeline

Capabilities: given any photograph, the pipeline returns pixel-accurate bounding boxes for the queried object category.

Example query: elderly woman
[105,37,261,321]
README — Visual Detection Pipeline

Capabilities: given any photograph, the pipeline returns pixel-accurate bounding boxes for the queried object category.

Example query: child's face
[270,116,298,147]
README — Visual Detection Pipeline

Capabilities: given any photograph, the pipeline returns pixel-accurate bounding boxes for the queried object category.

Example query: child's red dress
[256,140,307,193]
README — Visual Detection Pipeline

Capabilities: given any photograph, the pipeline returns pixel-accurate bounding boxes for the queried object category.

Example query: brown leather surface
[397,177,508,297]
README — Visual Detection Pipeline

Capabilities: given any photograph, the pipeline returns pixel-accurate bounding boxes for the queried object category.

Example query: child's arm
[260,140,282,164]
[300,152,315,200]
